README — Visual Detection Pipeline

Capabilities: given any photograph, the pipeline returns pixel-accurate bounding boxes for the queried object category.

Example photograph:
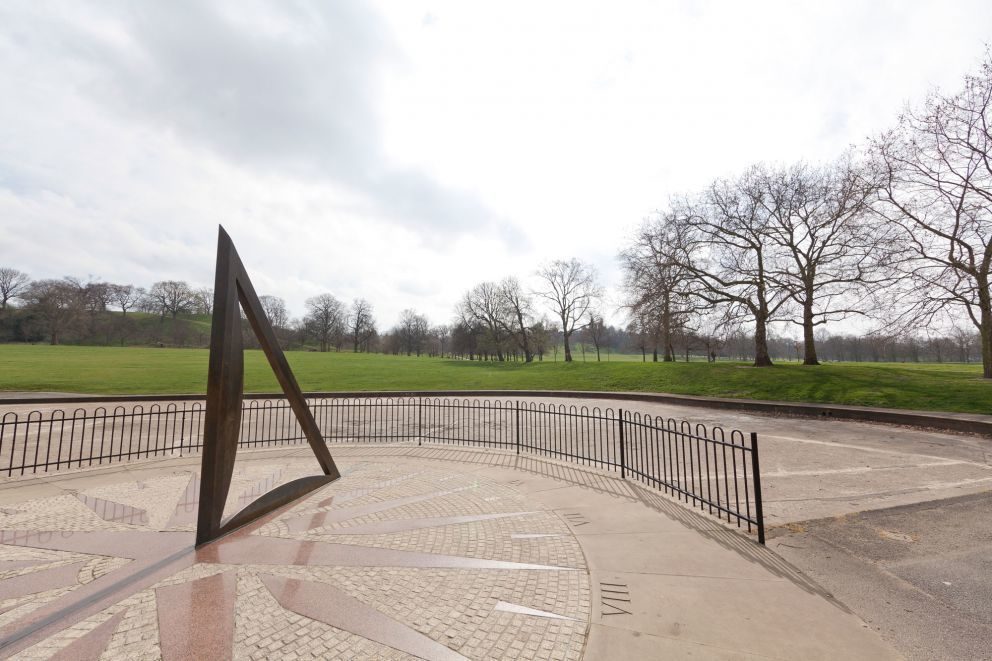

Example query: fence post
[418,399,423,447]
[750,432,765,545]
[515,401,521,455]
[618,408,626,479]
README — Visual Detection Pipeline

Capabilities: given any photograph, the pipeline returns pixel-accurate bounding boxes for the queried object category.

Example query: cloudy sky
[2,1,990,329]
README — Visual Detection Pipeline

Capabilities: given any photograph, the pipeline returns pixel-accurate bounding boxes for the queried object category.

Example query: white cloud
[2,0,991,329]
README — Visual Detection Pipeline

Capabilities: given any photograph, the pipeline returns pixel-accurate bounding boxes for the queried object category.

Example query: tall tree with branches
[670,171,793,367]
[620,214,699,361]
[0,268,30,311]
[458,281,509,361]
[304,293,345,352]
[760,157,890,365]
[498,277,535,362]
[535,259,602,362]
[871,53,992,378]
[348,298,377,352]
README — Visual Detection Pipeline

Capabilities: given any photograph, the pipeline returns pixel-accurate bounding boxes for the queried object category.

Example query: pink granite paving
[0,455,589,659]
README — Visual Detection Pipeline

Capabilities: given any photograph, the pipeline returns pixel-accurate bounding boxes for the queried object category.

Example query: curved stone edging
[1,389,989,436]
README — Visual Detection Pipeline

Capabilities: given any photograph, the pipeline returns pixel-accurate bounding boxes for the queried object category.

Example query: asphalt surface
[770,491,992,661]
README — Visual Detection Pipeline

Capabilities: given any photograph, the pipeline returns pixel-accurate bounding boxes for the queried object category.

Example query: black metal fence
[0,397,764,542]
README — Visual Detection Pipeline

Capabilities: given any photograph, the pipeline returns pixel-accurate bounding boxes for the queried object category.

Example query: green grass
[0,344,989,414]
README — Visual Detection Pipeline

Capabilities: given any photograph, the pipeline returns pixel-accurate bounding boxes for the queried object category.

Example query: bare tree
[585,313,607,361]
[429,324,450,357]
[23,279,78,345]
[147,280,196,319]
[535,259,602,362]
[529,318,553,361]
[670,171,793,367]
[259,295,289,328]
[192,287,214,316]
[108,284,143,317]
[620,214,699,361]
[347,298,377,352]
[458,282,509,361]
[759,157,889,365]
[398,309,429,356]
[304,293,346,352]
[0,268,30,311]
[871,54,992,378]
[498,277,535,362]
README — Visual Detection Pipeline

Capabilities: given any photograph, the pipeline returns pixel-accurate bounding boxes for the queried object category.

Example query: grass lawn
[0,344,989,414]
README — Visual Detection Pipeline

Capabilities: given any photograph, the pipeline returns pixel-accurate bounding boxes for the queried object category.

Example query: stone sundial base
[0,444,900,660]
[0,450,589,660]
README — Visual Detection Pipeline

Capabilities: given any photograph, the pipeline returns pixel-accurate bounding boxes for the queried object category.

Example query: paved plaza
[0,440,900,660]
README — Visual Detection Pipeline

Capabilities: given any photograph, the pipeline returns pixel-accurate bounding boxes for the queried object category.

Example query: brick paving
[0,455,590,659]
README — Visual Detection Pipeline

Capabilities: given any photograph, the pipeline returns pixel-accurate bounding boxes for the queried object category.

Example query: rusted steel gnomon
[195,226,340,546]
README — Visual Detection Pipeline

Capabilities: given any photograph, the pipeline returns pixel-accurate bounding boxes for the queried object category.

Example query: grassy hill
[0,344,989,414]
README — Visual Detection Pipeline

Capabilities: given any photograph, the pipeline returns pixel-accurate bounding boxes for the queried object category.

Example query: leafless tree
[535,259,602,362]
[669,172,793,367]
[23,279,78,345]
[347,298,377,352]
[585,313,607,361]
[192,288,214,316]
[398,309,430,356]
[0,267,30,311]
[529,318,553,361]
[498,277,535,362]
[259,295,289,329]
[304,294,345,351]
[109,284,144,317]
[759,157,890,365]
[304,293,346,352]
[458,282,509,361]
[429,325,450,357]
[620,214,699,361]
[147,280,196,319]
[870,53,992,378]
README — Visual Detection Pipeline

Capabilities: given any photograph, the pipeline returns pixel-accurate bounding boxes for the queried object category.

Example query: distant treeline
[0,270,980,365]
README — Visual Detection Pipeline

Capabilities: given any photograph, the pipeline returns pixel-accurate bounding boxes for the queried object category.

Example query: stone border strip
[1,389,989,436]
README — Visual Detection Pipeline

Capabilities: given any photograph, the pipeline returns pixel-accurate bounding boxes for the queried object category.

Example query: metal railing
[0,397,764,542]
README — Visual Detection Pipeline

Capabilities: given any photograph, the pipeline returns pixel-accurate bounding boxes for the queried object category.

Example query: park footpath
[0,441,899,660]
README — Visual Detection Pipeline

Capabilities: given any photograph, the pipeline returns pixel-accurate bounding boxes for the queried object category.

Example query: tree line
[0,263,981,366]
[619,52,992,378]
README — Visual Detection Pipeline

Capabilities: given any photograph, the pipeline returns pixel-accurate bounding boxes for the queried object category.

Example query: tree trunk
[753,315,773,367]
[515,310,533,362]
[980,294,992,379]
[661,295,674,362]
[563,332,573,362]
[802,296,819,365]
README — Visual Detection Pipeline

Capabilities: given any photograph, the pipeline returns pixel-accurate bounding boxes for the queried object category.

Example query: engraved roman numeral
[600,582,632,616]
[563,512,590,527]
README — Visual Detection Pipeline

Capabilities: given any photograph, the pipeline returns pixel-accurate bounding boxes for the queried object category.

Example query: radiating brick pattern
[0,455,590,660]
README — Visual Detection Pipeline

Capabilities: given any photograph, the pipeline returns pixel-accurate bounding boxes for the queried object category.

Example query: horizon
[2,1,992,334]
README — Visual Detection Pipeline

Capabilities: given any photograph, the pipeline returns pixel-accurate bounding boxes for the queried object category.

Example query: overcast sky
[2,1,991,330]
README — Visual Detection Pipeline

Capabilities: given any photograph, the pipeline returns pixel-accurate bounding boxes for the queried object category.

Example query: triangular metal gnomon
[196,226,340,546]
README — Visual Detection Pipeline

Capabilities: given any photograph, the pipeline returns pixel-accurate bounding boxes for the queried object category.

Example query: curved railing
[0,396,764,543]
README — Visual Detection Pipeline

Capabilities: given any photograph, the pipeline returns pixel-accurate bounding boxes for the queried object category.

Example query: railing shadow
[332,443,841,607]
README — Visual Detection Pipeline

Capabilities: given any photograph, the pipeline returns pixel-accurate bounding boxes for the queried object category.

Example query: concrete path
[0,444,898,660]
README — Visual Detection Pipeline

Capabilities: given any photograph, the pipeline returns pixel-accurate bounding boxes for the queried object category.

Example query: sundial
[0,459,589,658]
[0,229,589,659]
